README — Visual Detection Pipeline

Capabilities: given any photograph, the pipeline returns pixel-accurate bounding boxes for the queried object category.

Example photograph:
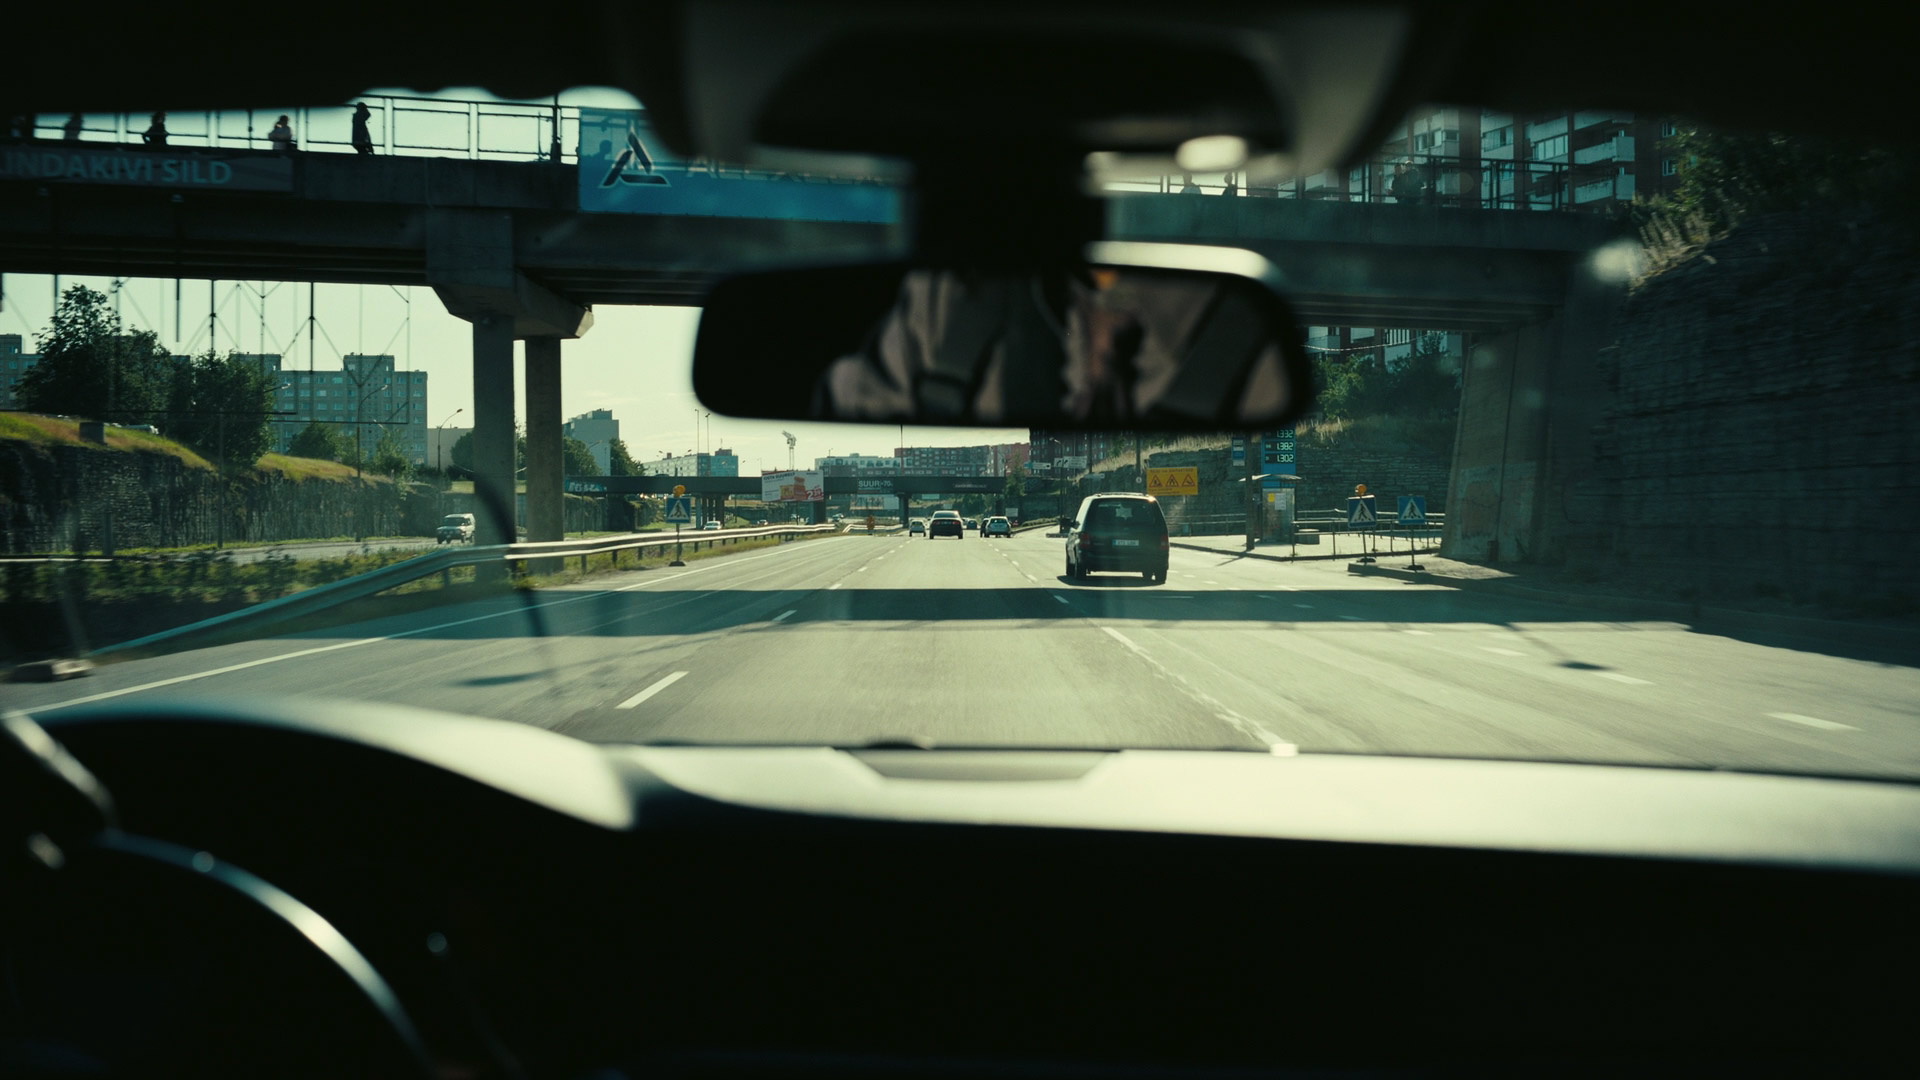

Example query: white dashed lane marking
[1769,712,1856,731]
[617,671,688,710]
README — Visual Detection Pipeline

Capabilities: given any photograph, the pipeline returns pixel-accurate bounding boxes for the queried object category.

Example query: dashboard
[8,697,1918,1078]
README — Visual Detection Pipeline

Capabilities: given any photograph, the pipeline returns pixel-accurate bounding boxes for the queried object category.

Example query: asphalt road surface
[14,530,1920,780]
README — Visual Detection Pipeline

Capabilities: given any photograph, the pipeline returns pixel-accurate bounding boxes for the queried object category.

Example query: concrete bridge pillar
[427,208,592,569]
[524,337,565,573]
[1441,270,1623,564]
[470,315,518,553]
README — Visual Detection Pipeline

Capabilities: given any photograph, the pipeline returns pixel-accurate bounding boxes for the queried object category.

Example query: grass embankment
[0,413,214,469]
[255,454,388,483]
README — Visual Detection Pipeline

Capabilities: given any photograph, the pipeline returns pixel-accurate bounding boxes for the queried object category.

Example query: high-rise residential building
[0,334,34,409]
[815,453,900,476]
[258,353,429,463]
[651,448,739,477]
[562,409,619,473]
[1297,106,1677,372]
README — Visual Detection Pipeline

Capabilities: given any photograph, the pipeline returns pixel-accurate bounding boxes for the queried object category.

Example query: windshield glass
[4,89,1916,783]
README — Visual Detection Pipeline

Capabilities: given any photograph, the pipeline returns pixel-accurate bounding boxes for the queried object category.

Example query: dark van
[1064,494,1169,584]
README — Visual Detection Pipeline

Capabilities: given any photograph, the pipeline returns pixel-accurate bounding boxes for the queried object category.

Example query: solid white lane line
[772,610,795,623]
[617,671,688,709]
[1480,646,1525,656]
[1402,629,1433,635]
[1099,626,1295,753]
[1769,711,1857,731]
[1595,672,1652,685]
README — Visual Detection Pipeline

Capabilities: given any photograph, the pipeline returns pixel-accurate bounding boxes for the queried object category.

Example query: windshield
[4,89,1916,784]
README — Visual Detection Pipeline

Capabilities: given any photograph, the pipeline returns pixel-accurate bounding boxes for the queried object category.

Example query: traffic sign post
[1397,495,1428,570]
[1347,494,1377,563]
[665,487,692,566]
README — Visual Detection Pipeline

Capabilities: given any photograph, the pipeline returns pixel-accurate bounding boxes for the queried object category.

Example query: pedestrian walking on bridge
[350,102,374,155]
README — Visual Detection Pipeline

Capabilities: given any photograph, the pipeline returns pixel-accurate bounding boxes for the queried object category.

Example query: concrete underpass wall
[1444,208,1920,612]
[1564,211,1920,610]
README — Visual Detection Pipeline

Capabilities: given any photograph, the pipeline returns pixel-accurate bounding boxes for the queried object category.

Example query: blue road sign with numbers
[664,496,694,524]
[1347,496,1377,527]
[1397,495,1427,525]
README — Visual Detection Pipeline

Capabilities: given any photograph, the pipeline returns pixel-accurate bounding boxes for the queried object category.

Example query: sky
[3,86,1026,473]
[0,273,1025,474]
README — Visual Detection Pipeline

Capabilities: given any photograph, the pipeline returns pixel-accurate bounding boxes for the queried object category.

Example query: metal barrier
[19,97,889,185]
[98,523,838,655]
[1109,153,1632,213]
[26,96,579,163]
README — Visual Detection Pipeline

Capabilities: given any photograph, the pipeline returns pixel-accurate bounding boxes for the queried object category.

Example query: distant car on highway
[928,510,965,539]
[965,517,979,530]
[983,516,1011,538]
[908,519,926,535]
[756,518,769,526]
[702,520,722,531]
[435,513,475,544]
[1065,493,1169,583]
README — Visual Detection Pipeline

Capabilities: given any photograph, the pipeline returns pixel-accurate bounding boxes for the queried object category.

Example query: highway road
[12,530,1920,780]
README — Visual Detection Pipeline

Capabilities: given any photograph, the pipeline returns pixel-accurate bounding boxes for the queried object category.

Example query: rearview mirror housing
[692,242,1315,431]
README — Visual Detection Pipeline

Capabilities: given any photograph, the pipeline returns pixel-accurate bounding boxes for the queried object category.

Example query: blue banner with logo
[577,108,900,222]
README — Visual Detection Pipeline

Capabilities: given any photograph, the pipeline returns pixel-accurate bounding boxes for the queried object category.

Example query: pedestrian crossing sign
[1347,495,1377,527]
[1397,495,1427,525]
[665,496,694,524]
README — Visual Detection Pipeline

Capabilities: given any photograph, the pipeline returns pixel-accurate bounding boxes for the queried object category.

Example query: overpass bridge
[2,112,1628,564]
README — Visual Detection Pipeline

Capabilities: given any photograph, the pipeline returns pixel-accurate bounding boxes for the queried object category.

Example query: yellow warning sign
[1146,467,1200,496]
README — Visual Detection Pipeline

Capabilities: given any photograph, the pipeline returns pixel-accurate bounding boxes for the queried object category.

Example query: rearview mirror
[693,243,1314,430]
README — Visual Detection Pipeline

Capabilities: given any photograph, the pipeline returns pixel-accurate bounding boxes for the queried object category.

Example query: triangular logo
[601,124,670,188]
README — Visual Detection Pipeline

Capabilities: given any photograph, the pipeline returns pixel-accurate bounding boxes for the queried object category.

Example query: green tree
[16,284,175,424]
[372,429,412,479]
[1640,123,1918,240]
[449,428,527,475]
[165,350,277,466]
[286,420,344,461]
[608,438,641,477]
[562,437,599,476]
[1313,333,1459,422]
[1004,461,1027,500]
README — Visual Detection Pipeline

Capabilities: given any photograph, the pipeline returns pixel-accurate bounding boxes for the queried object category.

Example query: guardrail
[98,523,838,656]
[1105,152,1629,213]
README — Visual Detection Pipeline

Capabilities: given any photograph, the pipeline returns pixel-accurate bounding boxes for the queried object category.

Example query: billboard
[762,471,825,502]
[578,108,901,222]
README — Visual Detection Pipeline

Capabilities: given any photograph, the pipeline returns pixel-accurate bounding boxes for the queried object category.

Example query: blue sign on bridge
[578,109,901,223]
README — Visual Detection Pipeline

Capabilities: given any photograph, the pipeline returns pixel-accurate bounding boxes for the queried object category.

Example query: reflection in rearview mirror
[693,244,1315,430]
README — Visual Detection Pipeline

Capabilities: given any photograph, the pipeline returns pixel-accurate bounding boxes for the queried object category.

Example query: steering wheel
[1,712,433,1079]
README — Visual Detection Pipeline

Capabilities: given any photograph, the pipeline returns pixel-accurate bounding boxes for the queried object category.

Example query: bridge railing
[1104,153,1634,213]
[17,98,887,185]
[23,96,583,163]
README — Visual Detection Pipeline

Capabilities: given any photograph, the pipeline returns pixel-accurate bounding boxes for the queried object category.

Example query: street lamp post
[435,408,462,481]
